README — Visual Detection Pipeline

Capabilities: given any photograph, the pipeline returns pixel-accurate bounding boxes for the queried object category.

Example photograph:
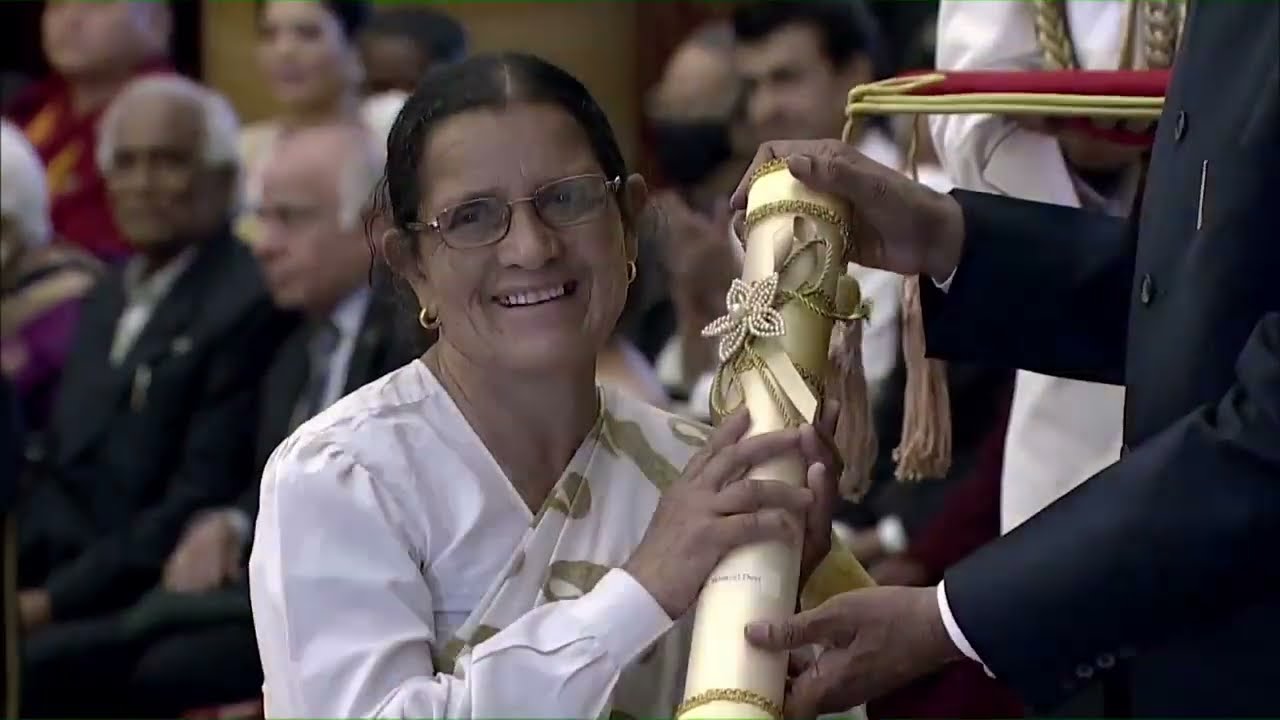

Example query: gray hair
[337,125,385,231]
[96,74,241,176]
[0,119,52,247]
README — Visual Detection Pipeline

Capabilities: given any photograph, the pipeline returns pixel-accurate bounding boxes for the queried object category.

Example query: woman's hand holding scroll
[729,139,966,285]
[624,407,841,620]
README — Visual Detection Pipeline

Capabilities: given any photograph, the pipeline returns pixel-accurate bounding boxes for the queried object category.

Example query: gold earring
[625,260,637,285]
[418,307,441,330]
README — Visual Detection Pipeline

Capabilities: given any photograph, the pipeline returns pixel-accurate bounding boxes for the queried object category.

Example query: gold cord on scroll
[842,77,954,483]
[677,159,878,720]
[841,69,1170,481]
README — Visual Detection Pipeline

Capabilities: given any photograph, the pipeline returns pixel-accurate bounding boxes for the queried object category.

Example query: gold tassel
[827,316,877,500]
[893,275,952,481]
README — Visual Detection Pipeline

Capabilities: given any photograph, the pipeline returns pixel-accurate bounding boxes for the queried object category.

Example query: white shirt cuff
[936,580,994,677]
[568,569,674,669]
[933,268,957,293]
[876,514,909,555]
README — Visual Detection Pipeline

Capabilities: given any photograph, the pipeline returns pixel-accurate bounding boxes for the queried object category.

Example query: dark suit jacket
[904,386,1011,583]
[119,293,416,643]
[235,291,416,531]
[921,3,1280,715]
[0,377,20,515]
[40,230,294,621]
[838,361,1011,539]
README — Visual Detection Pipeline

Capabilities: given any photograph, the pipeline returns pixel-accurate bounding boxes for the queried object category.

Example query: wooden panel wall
[202,1,643,165]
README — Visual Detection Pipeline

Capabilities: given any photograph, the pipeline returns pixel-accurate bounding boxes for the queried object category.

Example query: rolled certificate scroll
[676,161,874,720]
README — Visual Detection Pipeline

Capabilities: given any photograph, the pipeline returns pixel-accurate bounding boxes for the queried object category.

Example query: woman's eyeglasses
[409,174,622,249]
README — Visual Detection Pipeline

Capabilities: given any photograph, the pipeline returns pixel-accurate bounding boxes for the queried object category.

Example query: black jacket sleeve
[921,190,1135,386]
[44,300,287,618]
[943,312,1280,709]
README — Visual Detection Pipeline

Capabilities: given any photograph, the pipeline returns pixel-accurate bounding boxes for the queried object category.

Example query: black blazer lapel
[253,326,310,472]
[52,278,131,463]
[344,317,386,394]
[116,251,212,374]
[344,296,415,392]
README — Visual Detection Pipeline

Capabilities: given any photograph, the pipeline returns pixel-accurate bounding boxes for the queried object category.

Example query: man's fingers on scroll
[786,152,874,205]
[746,599,846,650]
[713,478,814,515]
[784,646,857,720]
[730,142,784,210]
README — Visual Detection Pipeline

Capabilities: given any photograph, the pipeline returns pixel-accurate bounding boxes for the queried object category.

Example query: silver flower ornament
[701,273,787,363]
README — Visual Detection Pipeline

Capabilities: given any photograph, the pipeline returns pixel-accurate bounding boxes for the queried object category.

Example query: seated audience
[249,52,850,718]
[116,122,418,717]
[646,21,752,395]
[1,119,99,439]
[238,0,372,243]
[4,1,172,261]
[1,377,18,720]
[358,6,469,96]
[16,75,292,718]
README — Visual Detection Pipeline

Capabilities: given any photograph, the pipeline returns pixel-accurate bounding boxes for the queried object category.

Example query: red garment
[897,69,1171,146]
[906,385,1013,580]
[868,384,1025,719]
[4,62,172,262]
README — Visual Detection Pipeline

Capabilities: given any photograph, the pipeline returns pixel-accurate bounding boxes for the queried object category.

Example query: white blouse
[248,361,677,718]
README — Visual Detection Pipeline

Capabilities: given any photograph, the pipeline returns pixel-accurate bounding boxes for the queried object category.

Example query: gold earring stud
[418,307,441,330]
[625,260,637,285]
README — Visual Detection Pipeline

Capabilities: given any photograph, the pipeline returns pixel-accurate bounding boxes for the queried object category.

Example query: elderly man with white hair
[1,119,99,437]
[116,122,419,717]
[15,75,294,718]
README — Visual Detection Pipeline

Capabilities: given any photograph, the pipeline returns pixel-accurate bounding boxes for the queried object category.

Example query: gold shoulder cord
[1034,0,1184,72]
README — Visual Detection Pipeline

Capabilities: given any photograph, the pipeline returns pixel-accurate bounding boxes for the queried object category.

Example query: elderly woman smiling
[249,53,848,718]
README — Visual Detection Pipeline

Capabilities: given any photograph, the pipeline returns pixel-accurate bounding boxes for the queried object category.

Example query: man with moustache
[15,75,292,717]
[123,123,416,716]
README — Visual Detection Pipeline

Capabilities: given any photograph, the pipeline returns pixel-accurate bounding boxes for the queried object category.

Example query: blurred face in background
[104,96,232,252]
[647,39,744,194]
[251,127,369,315]
[735,22,867,143]
[360,32,426,96]
[257,1,359,112]
[42,1,167,81]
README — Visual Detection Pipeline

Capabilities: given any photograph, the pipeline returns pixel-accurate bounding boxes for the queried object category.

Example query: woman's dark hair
[370,52,657,346]
[377,52,629,241]
[362,7,469,67]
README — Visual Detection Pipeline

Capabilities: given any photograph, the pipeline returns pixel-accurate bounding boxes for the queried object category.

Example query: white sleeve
[249,440,673,719]
[929,1,1079,205]
[936,581,994,677]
